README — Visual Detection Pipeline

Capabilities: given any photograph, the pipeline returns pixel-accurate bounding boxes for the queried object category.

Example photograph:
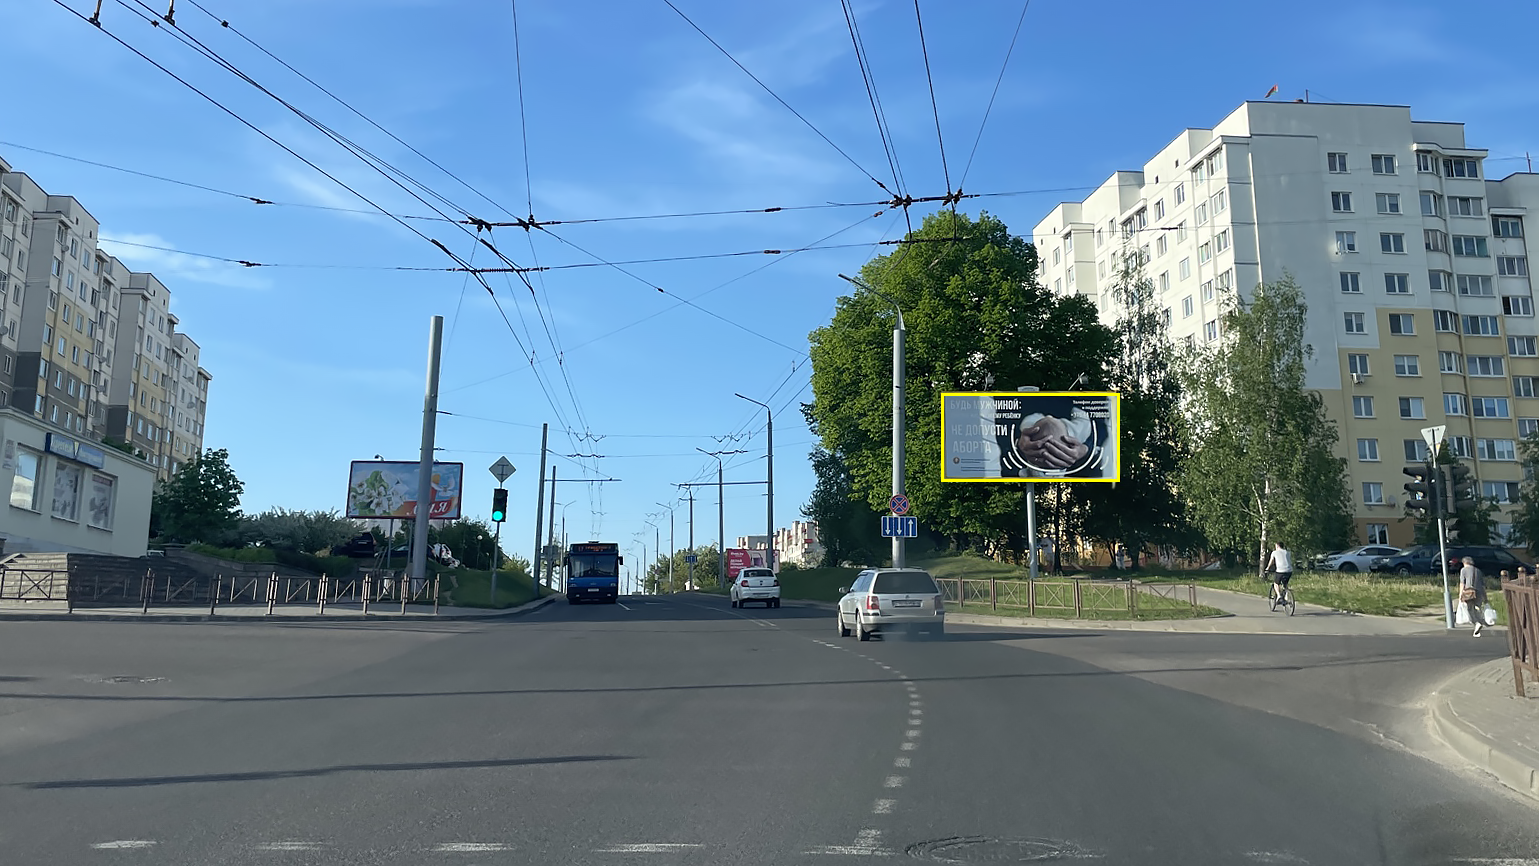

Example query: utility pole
[1019,385,1040,580]
[687,488,695,590]
[410,316,443,590]
[697,448,743,589]
[545,467,558,589]
[657,501,676,592]
[735,394,774,570]
[531,424,547,599]
[838,274,905,568]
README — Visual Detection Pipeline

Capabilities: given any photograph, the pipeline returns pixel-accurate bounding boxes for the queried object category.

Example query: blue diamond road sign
[881,516,918,538]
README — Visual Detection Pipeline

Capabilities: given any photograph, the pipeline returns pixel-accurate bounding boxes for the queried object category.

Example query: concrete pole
[735,394,773,571]
[531,424,547,598]
[545,468,558,589]
[1019,385,1040,580]
[688,489,695,590]
[410,316,443,588]
[892,314,906,568]
[718,461,725,588]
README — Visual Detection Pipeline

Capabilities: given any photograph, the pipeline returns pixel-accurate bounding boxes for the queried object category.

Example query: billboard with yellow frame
[940,392,1120,483]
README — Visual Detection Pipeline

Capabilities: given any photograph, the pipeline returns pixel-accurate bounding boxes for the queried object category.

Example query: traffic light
[1444,463,1475,514]
[491,487,508,523]
[1444,516,1462,544]
[1403,464,1438,517]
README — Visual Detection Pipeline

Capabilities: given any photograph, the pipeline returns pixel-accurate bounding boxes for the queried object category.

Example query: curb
[1430,665,1539,802]
[0,594,561,624]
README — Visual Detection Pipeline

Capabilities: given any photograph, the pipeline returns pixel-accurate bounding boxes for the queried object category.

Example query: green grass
[1146,570,1454,618]
[776,566,862,603]
[432,565,542,609]
[946,600,1227,621]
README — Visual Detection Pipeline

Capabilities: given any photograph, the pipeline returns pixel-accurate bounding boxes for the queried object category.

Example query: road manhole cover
[906,836,1095,862]
[78,675,167,684]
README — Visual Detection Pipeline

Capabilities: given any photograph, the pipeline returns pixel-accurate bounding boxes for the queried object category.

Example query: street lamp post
[735,394,774,571]
[656,502,676,592]
[838,274,906,568]
[697,447,745,589]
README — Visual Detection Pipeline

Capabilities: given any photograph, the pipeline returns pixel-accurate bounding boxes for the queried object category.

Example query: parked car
[1320,545,1401,573]
[331,533,377,559]
[1370,544,1534,577]
[836,568,946,641]
[731,567,781,608]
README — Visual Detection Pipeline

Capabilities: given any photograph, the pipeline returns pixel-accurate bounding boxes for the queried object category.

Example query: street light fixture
[734,393,774,572]
[838,273,907,568]
[698,447,746,588]
[655,501,677,592]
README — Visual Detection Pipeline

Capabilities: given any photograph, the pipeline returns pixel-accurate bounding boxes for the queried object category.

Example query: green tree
[240,508,355,553]
[1177,274,1354,573]
[806,211,1116,559]
[150,447,245,544]
[433,519,504,570]
[1078,246,1195,567]
[801,445,882,567]
[1506,435,1539,553]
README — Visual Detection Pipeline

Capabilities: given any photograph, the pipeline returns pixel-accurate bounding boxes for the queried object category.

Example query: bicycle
[1266,573,1296,616]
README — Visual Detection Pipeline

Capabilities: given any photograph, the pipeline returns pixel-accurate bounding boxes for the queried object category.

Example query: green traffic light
[491,488,509,523]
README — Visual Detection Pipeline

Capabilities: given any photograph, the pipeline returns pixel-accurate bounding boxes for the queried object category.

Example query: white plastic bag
[1483,605,1498,626]
[1455,603,1472,626]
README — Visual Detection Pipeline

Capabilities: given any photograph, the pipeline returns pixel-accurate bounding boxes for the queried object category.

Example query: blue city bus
[566,542,622,604]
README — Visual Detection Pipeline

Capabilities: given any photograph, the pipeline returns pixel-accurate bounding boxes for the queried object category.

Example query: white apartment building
[1033,101,1537,548]
[773,520,824,567]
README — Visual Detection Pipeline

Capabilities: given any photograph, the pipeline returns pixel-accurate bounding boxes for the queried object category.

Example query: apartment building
[772,520,824,567]
[1032,101,1536,548]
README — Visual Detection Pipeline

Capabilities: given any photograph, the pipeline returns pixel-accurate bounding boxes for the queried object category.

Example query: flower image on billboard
[345,461,464,519]
[940,392,1121,482]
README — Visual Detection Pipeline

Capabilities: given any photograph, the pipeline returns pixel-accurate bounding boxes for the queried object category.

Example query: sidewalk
[941,585,1453,636]
[0,594,559,623]
[1431,658,1539,802]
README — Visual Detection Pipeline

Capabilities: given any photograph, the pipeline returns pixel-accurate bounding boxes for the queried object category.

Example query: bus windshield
[569,554,619,578]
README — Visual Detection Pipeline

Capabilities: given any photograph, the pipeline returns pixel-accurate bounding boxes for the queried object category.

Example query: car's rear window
[741,569,774,578]
[873,572,939,594]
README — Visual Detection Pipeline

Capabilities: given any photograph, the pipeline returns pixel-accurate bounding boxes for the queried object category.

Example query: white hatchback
[731,567,781,608]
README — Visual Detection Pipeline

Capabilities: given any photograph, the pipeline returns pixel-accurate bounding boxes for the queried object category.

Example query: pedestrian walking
[1458,556,1487,637]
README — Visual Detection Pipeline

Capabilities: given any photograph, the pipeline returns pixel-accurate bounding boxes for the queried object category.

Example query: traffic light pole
[1437,512,1453,630]
[490,506,503,604]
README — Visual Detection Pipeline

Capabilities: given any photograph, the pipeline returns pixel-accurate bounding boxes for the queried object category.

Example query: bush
[185,544,356,577]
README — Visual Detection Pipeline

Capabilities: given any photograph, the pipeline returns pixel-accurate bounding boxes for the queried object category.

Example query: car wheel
[857,618,871,641]
[772,599,781,608]
[1339,562,1358,573]
[1396,565,1413,576]
[837,612,850,637]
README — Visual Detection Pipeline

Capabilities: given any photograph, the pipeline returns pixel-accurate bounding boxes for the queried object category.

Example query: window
[1155,235,1168,257]
[1158,271,1170,293]
[1348,354,1370,375]
[1215,229,1230,252]
[1510,336,1538,357]
[1468,355,1506,377]
[42,324,52,345]
[1421,192,1443,217]
[1196,203,1209,225]
[1331,192,1353,213]
[1052,247,1060,265]
[1174,183,1185,205]
[1439,351,1463,374]
[1418,152,1437,174]
[1515,376,1538,398]
[1154,200,1165,220]
[1179,258,1191,280]
[1353,396,1374,417]
[1372,154,1397,175]
[86,473,115,530]
[1450,196,1485,217]
[1463,315,1500,336]
[1493,217,1524,238]
[1336,231,1357,253]
[1521,418,1539,438]
[1328,152,1348,173]
[1063,235,1073,254]
[1478,439,1518,462]
[1095,228,1103,248]
[9,448,42,510]
[1398,396,1425,419]
[1176,221,1187,243]
[1445,393,1468,415]
[50,258,60,277]
[1483,481,1521,504]
[1181,295,1193,317]
[1198,242,1212,264]
[1201,280,1215,301]
[1362,482,1385,505]
[1453,236,1489,257]
[1098,260,1106,279]
[1458,275,1494,296]
[51,463,81,522]
[1376,193,1401,214]
[1344,312,1366,334]
[1358,439,1380,461]
[1385,273,1410,294]
[1340,272,1361,293]
[1449,435,1473,458]
[56,337,65,357]
[1444,158,1479,178]
[1394,354,1420,375]
[1429,271,1451,292]
[1212,189,1227,214]
[1473,396,1512,418]
[1425,229,1448,252]
[1504,296,1534,317]
[1366,523,1389,545]
[1203,319,1219,342]
[1388,314,1414,334]
[1067,268,1076,287]
[1053,278,1061,293]
[1380,232,1406,253]
[1499,256,1529,277]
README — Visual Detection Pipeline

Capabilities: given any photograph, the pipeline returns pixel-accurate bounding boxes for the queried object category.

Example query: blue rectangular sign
[880,516,918,538]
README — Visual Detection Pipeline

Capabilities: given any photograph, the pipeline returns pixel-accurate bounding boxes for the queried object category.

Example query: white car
[731,567,781,608]
[1320,545,1401,573]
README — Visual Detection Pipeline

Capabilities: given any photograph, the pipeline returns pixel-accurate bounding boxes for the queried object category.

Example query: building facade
[772,520,824,567]
[1032,101,1536,548]
[0,153,212,554]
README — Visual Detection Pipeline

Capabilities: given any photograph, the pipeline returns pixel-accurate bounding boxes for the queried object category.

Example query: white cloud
[98,232,271,290]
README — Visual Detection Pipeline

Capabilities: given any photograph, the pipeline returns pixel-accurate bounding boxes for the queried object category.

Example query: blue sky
[8,0,1538,564]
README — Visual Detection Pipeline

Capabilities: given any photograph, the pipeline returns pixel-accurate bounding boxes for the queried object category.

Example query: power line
[959,0,1031,188]
[841,0,906,199]
[912,0,951,196]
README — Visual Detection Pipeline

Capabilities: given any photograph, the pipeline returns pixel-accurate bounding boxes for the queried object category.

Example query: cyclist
[1265,541,1293,606]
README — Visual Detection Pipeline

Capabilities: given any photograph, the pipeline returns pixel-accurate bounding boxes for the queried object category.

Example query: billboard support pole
[531,424,547,600]
[1019,386,1041,580]
[410,316,444,589]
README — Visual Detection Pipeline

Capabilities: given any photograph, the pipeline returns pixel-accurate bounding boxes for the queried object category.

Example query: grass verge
[432,566,542,609]
[946,600,1227,621]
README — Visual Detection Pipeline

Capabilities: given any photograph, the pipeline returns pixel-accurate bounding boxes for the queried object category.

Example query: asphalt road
[0,594,1535,865]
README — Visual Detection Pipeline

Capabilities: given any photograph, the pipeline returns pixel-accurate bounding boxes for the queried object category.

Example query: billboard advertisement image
[941,392,1120,483]
[346,461,464,519]
[726,548,778,579]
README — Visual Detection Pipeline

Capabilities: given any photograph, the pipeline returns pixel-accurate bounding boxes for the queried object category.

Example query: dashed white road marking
[1243,854,1310,864]
[883,775,905,788]
[905,728,921,738]
[91,841,157,850]
[594,843,703,853]
[1452,861,1539,865]
[900,741,917,750]
[804,844,896,856]
[435,843,516,852]
[902,680,915,686]
[909,708,923,716]
[909,699,922,706]
[617,602,631,610]
[873,798,896,814]
[879,664,892,670]
[856,829,882,846]
[255,842,325,851]
[909,717,922,725]
[894,756,911,768]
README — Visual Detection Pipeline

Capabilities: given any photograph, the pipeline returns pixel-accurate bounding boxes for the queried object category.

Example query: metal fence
[935,577,1199,619]
[0,567,70,610]
[1502,579,1538,697]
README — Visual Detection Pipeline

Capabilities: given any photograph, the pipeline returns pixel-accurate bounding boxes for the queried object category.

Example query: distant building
[773,520,823,567]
